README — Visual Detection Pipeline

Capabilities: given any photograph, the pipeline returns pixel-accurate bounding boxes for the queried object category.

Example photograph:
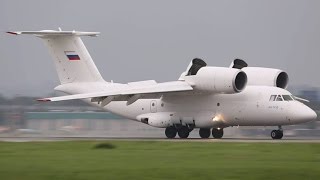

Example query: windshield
[282,95,294,101]
[269,95,294,101]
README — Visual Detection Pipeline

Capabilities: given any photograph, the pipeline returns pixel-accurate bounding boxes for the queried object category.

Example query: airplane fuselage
[58,83,316,129]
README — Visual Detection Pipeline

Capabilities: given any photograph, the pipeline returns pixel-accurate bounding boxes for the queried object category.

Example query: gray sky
[1,0,320,97]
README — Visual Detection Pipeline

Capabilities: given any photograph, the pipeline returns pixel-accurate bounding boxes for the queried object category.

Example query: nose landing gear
[271,126,283,139]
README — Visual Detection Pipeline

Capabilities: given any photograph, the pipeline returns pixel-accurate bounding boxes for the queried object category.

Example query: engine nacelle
[137,113,172,128]
[242,67,289,89]
[184,67,247,94]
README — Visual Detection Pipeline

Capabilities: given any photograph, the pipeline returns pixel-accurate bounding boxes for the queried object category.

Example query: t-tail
[7,30,105,84]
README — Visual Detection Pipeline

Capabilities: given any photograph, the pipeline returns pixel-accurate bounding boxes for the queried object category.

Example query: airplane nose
[293,104,317,123]
[310,109,317,121]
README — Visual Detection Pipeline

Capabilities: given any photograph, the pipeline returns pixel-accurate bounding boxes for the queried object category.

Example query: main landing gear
[199,128,211,138]
[165,127,225,139]
[165,126,177,139]
[177,126,190,138]
[165,126,193,139]
[199,128,224,139]
[211,128,224,139]
[271,126,283,139]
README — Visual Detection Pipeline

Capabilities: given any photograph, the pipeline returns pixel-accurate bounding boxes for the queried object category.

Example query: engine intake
[234,71,247,92]
[276,71,289,89]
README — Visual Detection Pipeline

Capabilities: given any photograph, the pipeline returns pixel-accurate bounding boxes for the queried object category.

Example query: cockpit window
[269,95,277,101]
[282,95,293,101]
[276,95,283,101]
[270,95,295,101]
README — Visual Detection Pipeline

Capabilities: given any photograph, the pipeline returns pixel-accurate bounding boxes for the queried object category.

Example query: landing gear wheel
[271,130,277,139]
[178,126,190,138]
[212,128,224,139]
[271,130,283,139]
[199,128,211,138]
[278,131,283,139]
[165,126,177,138]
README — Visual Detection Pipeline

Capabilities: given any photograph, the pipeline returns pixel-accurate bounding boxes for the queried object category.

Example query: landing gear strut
[212,128,224,138]
[165,126,177,138]
[199,128,211,138]
[271,126,283,139]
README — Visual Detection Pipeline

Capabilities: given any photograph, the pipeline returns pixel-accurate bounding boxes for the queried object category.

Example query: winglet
[36,98,51,102]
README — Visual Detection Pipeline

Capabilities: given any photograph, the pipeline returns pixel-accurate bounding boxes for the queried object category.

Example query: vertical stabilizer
[7,30,105,84]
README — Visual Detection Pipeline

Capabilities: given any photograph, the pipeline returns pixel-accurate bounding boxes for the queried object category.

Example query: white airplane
[7,30,317,139]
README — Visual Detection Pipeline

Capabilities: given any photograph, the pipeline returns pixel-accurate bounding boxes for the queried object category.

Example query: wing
[37,81,193,106]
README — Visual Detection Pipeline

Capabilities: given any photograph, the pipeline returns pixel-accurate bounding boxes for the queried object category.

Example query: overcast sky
[1,0,320,97]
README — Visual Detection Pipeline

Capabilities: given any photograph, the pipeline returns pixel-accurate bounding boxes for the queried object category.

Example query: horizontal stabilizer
[7,30,100,37]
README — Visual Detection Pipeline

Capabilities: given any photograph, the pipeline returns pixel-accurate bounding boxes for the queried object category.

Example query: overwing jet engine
[242,67,288,89]
[181,58,248,94]
[229,59,289,89]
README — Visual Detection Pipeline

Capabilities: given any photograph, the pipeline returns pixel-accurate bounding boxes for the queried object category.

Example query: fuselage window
[276,95,283,101]
[269,95,277,101]
[282,95,293,101]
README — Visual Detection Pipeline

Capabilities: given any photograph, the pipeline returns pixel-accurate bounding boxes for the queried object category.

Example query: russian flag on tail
[65,51,80,61]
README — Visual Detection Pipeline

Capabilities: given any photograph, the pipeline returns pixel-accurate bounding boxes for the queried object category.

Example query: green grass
[0,141,320,180]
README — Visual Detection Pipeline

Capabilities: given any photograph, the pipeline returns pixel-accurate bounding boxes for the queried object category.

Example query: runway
[1,137,320,143]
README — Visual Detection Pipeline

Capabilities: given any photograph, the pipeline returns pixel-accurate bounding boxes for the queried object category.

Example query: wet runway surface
[1,137,320,143]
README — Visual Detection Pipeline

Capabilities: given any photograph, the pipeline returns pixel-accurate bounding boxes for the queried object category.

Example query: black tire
[277,130,283,139]
[271,130,283,139]
[271,130,277,139]
[178,126,190,138]
[165,126,177,138]
[212,128,223,139]
[199,128,211,138]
